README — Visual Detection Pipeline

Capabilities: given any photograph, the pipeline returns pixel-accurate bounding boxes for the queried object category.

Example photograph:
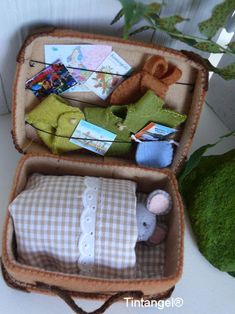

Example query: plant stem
[166,31,234,55]
[150,29,156,43]
[145,17,235,56]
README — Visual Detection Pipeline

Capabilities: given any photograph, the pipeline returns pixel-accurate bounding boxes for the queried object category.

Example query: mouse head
[136,190,172,243]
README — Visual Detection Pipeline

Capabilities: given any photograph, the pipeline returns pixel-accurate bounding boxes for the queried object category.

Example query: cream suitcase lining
[12,28,208,174]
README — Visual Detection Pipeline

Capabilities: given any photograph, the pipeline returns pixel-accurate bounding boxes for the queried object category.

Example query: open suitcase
[1,28,208,313]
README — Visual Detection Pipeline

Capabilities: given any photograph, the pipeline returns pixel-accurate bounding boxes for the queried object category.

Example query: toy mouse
[136,189,172,245]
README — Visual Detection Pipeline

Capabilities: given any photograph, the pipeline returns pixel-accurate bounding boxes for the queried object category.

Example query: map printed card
[70,120,116,156]
[25,60,77,99]
[135,122,177,141]
[85,51,132,100]
[44,45,112,92]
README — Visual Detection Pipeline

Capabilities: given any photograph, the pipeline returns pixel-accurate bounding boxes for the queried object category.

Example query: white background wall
[1,0,233,129]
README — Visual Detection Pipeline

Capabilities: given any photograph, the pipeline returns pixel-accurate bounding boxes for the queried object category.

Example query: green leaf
[178,130,235,187]
[214,62,235,80]
[145,2,162,16]
[171,35,198,46]
[198,0,235,39]
[123,1,146,26]
[193,41,224,53]
[227,41,235,53]
[110,8,124,25]
[143,2,161,24]
[118,0,149,39]
[157,15,188,33]
[201,58,217,72]
[202,59,235,80]
[228,271,235,277]
[129,25,155,36]
[220,130,235,139]
[178,144,215,187]
[154,15,198,46]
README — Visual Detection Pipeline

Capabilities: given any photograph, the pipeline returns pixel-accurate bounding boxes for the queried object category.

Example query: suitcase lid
[11,27,208,175]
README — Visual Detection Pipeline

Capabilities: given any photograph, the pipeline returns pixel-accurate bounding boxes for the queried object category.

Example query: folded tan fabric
[140,72,168,99]
[110,55,182,105]
[143,55,168,78]
[161,64,182,85]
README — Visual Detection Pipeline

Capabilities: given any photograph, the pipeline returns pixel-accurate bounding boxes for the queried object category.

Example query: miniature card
[44,44,112,92]
[70,120,116,156]
[25,60,77,98]
[135,122,177,141]
[85,51,132,100]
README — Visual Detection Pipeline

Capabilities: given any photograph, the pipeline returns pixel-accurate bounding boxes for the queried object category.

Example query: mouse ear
[146,190,172,215]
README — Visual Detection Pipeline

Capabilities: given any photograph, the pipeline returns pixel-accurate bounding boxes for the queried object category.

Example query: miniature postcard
[44,44,112,92]
[135,122,177,141]
[25,60,77,98]
[70,120,116,156]
[85,51,132,100]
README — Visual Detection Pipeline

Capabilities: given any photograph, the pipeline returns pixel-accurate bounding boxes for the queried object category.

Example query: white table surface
[0,105,235,314]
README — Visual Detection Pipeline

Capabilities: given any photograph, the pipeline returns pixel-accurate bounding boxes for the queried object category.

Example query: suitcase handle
[36,282,144,314]
[1,260,174,313]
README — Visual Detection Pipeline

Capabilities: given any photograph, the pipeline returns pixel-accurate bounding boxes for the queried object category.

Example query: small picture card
[70,120,116,156]
[135,122,177,141]
[44,44,112,92]
[85,51,132,100]
[25,60,77,98]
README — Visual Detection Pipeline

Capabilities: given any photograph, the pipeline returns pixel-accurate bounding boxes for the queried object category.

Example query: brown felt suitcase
[1,28,208,313]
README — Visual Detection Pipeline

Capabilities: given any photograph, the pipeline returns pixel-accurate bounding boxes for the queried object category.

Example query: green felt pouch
[26,94,84,154]
[84,91,187,156]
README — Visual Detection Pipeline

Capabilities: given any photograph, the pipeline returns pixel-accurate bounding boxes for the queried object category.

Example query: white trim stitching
[78,177,100,274]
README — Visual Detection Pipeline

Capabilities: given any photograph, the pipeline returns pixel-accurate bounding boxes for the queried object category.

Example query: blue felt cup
[135,141,173,168]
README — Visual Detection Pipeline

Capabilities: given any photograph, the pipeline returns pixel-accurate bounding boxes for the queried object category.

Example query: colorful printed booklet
[85,51,132,100]
[44,44,112,92]
[25,60,77,98]
[135,122,177,141]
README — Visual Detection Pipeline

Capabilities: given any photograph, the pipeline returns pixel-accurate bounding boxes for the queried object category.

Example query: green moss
[182,149,235,273]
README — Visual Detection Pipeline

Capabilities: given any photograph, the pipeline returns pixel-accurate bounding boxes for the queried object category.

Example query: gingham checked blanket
[9,174,165,279]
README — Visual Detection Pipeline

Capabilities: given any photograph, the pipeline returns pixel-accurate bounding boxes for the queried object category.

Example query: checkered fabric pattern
[135,193,165,279]
[9,174,84,274]
[95,177,138,278]
[9,174,138,278]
